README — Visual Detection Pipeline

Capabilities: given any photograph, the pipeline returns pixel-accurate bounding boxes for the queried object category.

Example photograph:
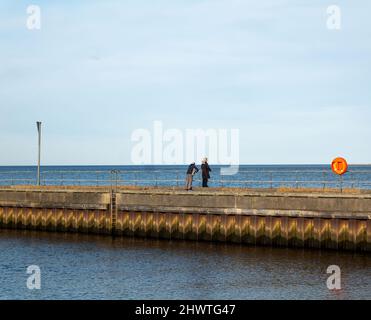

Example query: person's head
[204,157,208,163]
[191,162,195,165]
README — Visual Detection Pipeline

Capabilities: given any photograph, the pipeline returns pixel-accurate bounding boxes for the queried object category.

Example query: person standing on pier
[201,157,212,187]
[185,162,199,191]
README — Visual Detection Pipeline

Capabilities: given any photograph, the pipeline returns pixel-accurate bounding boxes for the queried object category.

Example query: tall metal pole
[36,121,42,186]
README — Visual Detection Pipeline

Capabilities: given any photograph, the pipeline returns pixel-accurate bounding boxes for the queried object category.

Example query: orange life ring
[331,157,348,175]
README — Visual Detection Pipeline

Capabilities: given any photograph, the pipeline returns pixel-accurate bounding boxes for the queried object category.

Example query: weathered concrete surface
[116,189,371,219]
[0,188,110,210]
[0,186,370,251]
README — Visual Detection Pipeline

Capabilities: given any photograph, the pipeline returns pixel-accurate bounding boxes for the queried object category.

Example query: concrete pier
[0,186,370,252]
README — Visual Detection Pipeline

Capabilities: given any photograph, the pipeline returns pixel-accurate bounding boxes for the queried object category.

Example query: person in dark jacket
[185,162,199,190]
[201,157,211,187]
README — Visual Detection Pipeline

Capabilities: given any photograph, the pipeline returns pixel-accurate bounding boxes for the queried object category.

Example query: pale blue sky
[0,0,370,165]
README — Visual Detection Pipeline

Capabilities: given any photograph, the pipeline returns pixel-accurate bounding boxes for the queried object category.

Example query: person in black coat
[201,158,211,187]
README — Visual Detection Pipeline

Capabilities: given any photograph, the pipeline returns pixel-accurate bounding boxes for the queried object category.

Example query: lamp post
[36,121,42,185]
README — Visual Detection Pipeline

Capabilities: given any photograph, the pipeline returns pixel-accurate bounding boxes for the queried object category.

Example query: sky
[0,0,370,165]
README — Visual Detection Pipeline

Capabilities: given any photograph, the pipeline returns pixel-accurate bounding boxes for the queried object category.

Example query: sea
[0,230,370,300]
[0,164,371,189]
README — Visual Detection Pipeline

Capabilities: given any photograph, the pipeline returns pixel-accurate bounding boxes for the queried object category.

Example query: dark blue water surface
[1,165,371,189]
[0,230,370,300]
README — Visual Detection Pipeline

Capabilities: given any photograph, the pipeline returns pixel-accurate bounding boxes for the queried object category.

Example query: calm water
[1,165,371,189]
[0,229,370,300]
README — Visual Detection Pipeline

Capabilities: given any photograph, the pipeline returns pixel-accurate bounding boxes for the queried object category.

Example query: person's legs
[189,175,193,190]
[186,174,193,190]
[185,175,190,189]
[202,178,208,187]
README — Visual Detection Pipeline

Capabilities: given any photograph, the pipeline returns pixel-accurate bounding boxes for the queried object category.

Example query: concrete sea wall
[0,187,370,252]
